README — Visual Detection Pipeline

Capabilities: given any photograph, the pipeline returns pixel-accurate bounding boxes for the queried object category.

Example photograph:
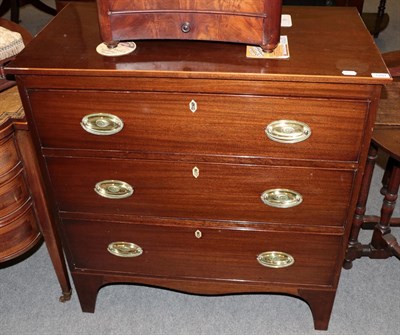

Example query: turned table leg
[345,141,400,265]
[371,160,400,257]
[380,157,394,195]
[344,143,378,268]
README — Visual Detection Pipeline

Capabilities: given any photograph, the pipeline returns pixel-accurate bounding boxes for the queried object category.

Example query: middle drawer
[29,90,368,162]
[46,156,354,227]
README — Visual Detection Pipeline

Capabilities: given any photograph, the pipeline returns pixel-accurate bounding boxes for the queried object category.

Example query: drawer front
[0,135,20,177]
[46,157,354,226]
[0,206,41,262]
[109,13,263,45]
[108,0,265,13]
[63,219,341,286]
[0,170,31,218]
[29,91,367,162]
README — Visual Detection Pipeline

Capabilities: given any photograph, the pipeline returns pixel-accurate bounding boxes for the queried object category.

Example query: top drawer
[28,90,368,162]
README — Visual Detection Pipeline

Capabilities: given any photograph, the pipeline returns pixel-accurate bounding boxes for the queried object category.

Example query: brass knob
[181,22,191,33]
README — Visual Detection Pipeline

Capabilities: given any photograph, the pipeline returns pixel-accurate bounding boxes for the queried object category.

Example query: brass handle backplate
[257,251,294,268]
[266,120,311,144]
[94,180,134,199]
[261,189,303,208]
[107,242,143,257]
[81,113,124,135]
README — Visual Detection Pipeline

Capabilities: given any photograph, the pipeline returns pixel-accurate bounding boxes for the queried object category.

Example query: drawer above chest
[63,219,341,287]
[99,0,281,51]
[47,156,354,227]
[108,0,265,13]
[28,90,368,163]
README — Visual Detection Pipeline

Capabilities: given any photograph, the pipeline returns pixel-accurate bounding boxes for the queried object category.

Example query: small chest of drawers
[7,3,390,330]
[96,0,282,51]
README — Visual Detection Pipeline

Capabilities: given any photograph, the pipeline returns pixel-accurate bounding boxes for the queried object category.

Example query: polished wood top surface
[6,3,390,84]
[375,51,400,127]
[375,78,400,127]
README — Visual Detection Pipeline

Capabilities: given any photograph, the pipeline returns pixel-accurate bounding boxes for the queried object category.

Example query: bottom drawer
[63,219,342,287]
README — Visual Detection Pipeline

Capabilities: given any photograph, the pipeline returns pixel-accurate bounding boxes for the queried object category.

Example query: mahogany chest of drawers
[96,0,282,52]
[7,3,390,330]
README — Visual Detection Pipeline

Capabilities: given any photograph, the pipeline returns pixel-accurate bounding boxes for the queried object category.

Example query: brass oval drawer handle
[94,180,134,199]
[265,120,311,144]
[107,242,143,258]
[261,188,303,208]
[257,251,295,268]
[81,113,124,135]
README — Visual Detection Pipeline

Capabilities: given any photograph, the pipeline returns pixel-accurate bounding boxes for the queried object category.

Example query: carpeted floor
[1,1,399,334]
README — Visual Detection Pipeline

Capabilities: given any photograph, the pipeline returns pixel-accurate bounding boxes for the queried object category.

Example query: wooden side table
[344,50,400,268]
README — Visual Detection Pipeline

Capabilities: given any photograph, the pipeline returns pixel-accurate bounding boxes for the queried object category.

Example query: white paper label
[342,70,358,76]
[371,73,391,78]
[281,14,292,27]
